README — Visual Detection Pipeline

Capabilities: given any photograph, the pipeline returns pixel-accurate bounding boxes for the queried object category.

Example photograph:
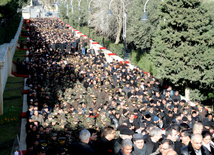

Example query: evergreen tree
[127,0,160,49]
[59,0,89,28]
[150,0,214,100]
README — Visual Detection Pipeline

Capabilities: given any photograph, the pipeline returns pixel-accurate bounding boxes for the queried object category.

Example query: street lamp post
[100,1,104,47]
[66,2,68,16]
[108,0,127,59]
[64,0,69,23]
[78,0,82,31]
[141,0,150,22]
[88,0,92,39]
[70,0,74,28]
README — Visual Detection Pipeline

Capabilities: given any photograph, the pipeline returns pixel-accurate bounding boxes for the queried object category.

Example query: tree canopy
[127,0,160,49]
[150,0,214,100]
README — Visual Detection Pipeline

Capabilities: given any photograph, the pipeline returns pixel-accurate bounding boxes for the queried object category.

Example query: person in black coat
[144,127,162,155]
[181,133,210,155]
[165,125,183,155]
[114,126,134,154]
[68,129,95,155]
[202,131,214,155]
[96,126,116,155]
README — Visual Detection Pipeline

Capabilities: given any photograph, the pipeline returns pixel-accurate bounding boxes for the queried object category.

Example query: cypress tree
[150,0,214,100]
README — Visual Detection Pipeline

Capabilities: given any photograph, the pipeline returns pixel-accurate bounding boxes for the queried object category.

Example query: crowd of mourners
[19,18,214,155]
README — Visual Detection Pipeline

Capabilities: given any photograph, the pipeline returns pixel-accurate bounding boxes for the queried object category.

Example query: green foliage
[0,0,25,18]
[0,14,20,43]
[150,0,214,100]
[208,87,214,99]
[131,50,156,74]
[0,13,21,44]
[127,0,161,49]
[109,43,124,58]
[0,76,23,154]
[189,88,207,101]
[59,0,89,28]
[130,49,141,64]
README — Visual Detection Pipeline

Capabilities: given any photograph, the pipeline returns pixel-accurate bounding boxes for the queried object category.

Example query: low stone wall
[0,17,23,115]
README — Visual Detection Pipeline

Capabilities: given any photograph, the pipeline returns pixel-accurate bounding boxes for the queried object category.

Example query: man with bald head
[181,133,210,155]
[166,150,177,155]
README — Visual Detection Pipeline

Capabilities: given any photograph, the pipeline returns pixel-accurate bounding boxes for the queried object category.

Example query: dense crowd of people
[20,18,214,155]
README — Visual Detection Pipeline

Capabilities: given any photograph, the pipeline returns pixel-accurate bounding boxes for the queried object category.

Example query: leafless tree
[91,0,132,44]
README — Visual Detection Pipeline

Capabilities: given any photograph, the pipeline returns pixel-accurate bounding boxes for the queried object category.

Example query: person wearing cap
[182,116,189,124]
[37,146,46,155]
[144,113,153,125]
[132,133,147,155]
[114,126,134,154]
[48,133,58,154]
[58,136,69,152]
[88,97,100,112]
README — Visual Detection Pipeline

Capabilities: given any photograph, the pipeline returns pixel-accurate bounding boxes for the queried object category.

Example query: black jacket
[69,141,95,155]
[144,135,159,155]
[173,141,183,155]
[114,137,123,154]
[96,136,115,155]
[180,142,210,155]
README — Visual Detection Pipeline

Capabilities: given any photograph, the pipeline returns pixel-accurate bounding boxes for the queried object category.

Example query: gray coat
[132,143,147,155]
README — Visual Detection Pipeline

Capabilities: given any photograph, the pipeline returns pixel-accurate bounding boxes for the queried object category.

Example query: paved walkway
[20,78,28,151]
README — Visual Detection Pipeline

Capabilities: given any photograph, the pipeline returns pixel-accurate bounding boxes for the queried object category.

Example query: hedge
[0,13,22,45]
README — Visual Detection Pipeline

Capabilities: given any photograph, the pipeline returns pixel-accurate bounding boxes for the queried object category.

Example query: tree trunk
[185,82,190,101]
[114,17,123,44]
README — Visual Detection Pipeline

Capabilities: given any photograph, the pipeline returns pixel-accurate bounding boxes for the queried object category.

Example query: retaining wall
[0,17,23,115]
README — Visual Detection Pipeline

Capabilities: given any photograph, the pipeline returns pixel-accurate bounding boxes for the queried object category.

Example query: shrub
[0,13,21,45]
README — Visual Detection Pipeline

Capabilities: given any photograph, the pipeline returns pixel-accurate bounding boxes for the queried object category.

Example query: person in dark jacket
[69,129,95,155]
[96,126,116,155]
[181,133,210,155]
[88,128,98,151]
[114,126,133,154]
[115,139,133,155]
[132,133,147,155]
[202,131,214,155]
[165,125,183,154]
[144,127,162,155]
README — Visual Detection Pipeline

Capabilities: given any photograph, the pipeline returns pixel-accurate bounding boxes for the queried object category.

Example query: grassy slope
[0,29,26,154]
[0,77,24,154]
